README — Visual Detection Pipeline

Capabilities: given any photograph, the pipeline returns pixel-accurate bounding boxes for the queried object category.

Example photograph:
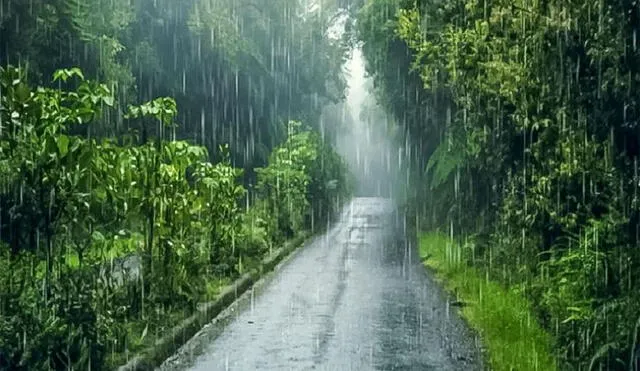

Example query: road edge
[115,231,312,371]
[401,209,485,369]
[418,231,557,370]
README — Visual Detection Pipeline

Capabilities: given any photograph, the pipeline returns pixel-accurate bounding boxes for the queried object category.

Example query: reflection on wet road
[163,198,481,370]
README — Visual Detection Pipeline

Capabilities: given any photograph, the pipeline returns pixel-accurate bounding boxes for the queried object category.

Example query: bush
[0,67,351,370]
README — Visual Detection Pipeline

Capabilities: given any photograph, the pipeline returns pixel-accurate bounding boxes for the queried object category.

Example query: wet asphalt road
[161,197,481,370]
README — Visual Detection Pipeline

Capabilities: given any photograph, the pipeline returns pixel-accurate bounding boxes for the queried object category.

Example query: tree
[358,0,640,368]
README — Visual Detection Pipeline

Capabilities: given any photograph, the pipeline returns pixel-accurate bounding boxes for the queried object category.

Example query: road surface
[160,197,482,370]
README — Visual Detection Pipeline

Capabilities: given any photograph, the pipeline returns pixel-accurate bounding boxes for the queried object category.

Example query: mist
[319,12,406,200]
[333,48,407,199]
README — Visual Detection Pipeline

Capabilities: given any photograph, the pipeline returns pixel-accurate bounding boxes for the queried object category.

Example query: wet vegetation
[358,0,640,369]
[0,0,351,369]
[420,232,555,370]
[4,0,640,369]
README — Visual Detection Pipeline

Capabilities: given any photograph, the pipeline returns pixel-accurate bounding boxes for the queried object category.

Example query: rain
[1,0,640,371]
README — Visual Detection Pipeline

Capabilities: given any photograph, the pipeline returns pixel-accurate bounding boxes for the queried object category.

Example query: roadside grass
[419,232,556,371]
[105,277,232,368]
[107,231,310,368]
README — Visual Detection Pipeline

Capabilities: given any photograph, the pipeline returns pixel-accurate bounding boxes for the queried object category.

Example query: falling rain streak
[2,0,640,370]
[0,0,354,369]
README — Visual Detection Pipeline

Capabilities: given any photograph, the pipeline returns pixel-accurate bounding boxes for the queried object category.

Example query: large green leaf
[426,140,462,189]
[57,134,70,156]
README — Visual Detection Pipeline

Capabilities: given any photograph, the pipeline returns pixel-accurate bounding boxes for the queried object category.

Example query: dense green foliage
[0,1,353,368]
[0,0,349,169]
[358,0,640,368]
[0,66,350,369]
[256,120,351,239]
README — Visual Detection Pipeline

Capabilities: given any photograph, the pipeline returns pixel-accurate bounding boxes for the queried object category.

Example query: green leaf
[15,83,30,103]
[426,141,463,189]
[57,135,70,156]
[53,69,69,82]
[102,95,114,107]
[91,231,106,243]
[140,324,149,342]
[95,187,107,201]
[70,67,85,81]
[53,68,85,82]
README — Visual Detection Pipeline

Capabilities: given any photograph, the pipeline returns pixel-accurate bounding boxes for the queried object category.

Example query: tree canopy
[0,0,349,168]
[358,0,640,368]
[0,1,354,368]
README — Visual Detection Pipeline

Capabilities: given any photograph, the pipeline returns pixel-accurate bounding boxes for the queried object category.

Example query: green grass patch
[419,232,556,371]
[104,276,231,368]
[205,276,232,298]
